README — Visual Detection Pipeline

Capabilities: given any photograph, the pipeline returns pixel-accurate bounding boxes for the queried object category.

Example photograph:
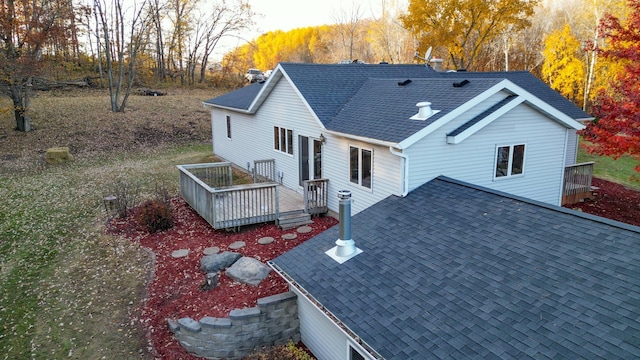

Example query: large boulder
[200,251,241,273]
[225,257,271,286]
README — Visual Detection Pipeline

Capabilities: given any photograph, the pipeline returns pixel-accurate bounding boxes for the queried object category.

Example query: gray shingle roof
[328,78,504,143]
[271,177,640,359]
[204,63,592,143]
[447,95,518,137]
[203,81,264,110]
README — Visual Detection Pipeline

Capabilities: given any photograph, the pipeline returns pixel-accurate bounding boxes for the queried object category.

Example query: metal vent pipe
[335,190,355,257]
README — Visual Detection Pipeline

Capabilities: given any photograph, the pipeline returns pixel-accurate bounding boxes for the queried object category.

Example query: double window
[350,146,372,189]
[274,126,293,155]
[495,144,525,178]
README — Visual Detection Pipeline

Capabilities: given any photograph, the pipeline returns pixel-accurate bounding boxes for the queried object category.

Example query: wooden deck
[562,162,595,205]
[178,163,326,230]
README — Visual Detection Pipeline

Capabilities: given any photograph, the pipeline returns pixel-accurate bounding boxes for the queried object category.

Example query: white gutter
[323,128,398,148]
[389,146,409,197]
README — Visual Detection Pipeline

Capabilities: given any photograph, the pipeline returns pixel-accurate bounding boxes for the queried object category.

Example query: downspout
[389,146,409,197]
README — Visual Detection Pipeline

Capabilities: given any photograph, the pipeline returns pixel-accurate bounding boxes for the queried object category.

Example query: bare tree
[94,0,150,112]
[332,1,366,61]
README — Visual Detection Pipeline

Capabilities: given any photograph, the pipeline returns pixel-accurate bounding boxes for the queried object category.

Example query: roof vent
[410,101,441,120]
[453,79,470,88]
[398,79,412,86]
[326,190,362,263]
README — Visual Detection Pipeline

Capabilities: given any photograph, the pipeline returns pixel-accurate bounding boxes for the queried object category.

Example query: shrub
[106,179,141,218]
[135,199,174,233]
[244,341,315,360]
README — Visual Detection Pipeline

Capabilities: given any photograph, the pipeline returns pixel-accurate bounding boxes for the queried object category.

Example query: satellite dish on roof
[425,46,433,62]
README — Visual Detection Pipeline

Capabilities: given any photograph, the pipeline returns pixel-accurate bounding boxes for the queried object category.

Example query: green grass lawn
[0,143,213,360]
[577,142,640,190]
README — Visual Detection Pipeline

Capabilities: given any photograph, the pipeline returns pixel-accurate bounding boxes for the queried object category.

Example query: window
[226,116,231,139]
[495,144,525,178]
[350,146,372,189]
[274,126,293,154]
[349,345,366,360]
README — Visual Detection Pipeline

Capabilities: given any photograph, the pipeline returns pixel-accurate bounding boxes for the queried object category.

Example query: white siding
[211,77,403,214]
[321,136,402,215]
[565,129,579,165]
[406,101,568,205]
[211,78,324,191]
[292,288,349,360]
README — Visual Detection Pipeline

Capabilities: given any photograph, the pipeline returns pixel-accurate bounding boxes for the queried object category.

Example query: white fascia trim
[501,81,587,131]
[398,79,513,149]
[203,103,252,114]
[246,67,283,113]
[323,128,399,148]
[446,96,526,144]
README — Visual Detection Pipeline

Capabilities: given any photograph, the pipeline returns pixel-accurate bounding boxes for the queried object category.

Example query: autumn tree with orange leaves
[0,0,74,131]
[582,0,640,172]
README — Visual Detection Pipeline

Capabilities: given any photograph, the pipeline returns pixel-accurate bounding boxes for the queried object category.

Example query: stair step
[278,219,314,230]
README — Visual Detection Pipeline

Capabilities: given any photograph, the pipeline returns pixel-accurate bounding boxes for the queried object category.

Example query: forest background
[0,0,630,127]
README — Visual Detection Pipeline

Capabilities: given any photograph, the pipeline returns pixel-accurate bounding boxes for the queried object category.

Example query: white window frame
[274,126,293,155]
[494,143,526,180]
[347,340,373,360]
[349,145,373,190]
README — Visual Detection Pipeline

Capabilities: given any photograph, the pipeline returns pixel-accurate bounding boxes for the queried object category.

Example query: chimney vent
[325,190,362,263]
[430,58,444,72]
[416,102,432,118]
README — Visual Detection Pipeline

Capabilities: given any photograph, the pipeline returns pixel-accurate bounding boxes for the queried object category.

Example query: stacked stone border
[167,291,300,359]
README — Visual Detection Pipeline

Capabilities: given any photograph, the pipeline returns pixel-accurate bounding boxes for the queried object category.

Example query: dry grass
[0,87,221,359]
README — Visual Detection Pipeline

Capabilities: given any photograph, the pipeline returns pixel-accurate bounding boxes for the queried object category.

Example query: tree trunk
[10,84,31,132]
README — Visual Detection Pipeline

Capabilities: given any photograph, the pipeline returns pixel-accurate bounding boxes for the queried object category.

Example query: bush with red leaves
[135,199,174,233]
[565,177,640,227]
[108,197,337,359]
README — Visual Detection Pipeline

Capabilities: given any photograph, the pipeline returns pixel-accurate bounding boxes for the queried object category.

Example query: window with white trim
[495,144,525,178]
[274,126,293,155]
[226,116,231,139]
[349,345,366,360]
[349,146,372,189]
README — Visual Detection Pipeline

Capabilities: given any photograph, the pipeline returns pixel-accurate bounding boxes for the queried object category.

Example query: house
[203,62,592,215]
[270,177,640,359]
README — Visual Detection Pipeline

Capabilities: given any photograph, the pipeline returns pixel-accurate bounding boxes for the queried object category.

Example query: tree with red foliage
[582,0,640,172]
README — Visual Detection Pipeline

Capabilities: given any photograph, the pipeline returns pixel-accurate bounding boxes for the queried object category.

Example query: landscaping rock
[225,257,271,286]
[203,246,220,255]
[172,249,189,258]
[296,225,313,233]
[281,233,297,240]
[200,251,241,273]
[228,241,245,250]
[45,147,74,164]
[257,236,274,245]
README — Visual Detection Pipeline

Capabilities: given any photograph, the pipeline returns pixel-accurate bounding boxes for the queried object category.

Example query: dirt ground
[0,87,217,173]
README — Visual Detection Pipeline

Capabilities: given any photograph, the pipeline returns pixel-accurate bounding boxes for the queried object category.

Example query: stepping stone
[281,233,297,241]
[203,246,220,255]
[258,237,274,245]
[228,241,246,250]
[172,249,189,258]
[297,225,313,234]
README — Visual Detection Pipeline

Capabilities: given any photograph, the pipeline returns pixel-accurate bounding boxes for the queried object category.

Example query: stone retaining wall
[168,291,300,359]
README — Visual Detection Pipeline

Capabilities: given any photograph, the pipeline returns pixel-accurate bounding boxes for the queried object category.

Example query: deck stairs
[277,210,313,230]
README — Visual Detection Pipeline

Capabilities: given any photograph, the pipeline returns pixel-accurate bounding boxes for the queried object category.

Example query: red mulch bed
[107,198,337,359]
[106,177,639,359]
[564,177,640,227]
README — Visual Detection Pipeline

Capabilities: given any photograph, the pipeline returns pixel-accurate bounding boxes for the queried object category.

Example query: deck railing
[178,164,279,229]
[562,161,595,205]
[184,162,234,188]
[303,179,329,215]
